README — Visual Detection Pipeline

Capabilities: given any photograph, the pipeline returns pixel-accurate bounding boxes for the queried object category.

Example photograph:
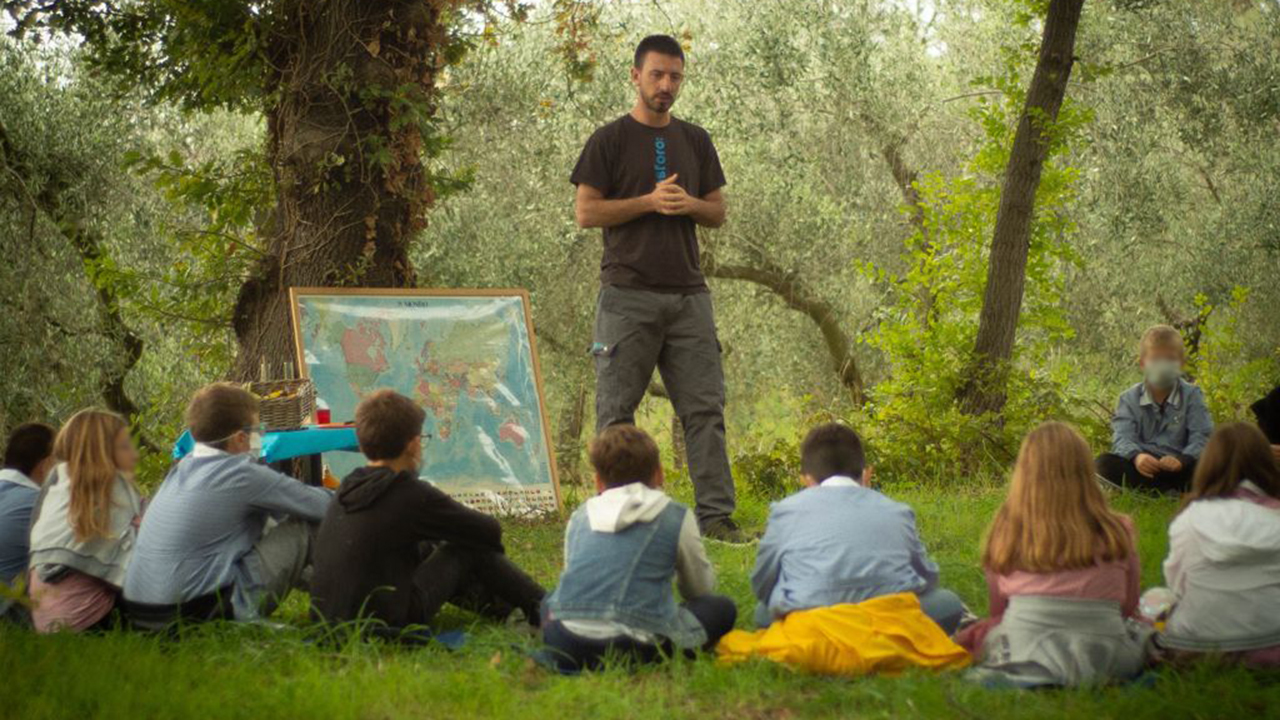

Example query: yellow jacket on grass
[716,593,970,676]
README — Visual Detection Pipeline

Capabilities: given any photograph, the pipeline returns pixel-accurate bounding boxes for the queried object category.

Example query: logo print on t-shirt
[654,136,668,180]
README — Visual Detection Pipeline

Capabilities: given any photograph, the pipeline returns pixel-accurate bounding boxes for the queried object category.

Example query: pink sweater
[29,568,116,633]
[957,516,1140,654]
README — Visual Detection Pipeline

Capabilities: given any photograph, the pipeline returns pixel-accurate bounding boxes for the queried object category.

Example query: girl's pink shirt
[956,515,1139,654]
[29,568,116,633]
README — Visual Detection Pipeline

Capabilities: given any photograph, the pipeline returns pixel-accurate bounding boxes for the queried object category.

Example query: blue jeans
[541,594,737,673]
[917,586,965,635]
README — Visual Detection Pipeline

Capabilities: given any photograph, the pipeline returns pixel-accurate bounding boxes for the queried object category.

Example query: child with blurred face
[1096,325,1214,494]
[0,422,57,611]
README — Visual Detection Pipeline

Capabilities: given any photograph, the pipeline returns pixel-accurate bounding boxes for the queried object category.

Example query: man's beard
[643,91,675,113]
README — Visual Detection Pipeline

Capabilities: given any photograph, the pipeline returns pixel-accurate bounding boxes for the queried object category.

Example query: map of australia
[294,293,554,502]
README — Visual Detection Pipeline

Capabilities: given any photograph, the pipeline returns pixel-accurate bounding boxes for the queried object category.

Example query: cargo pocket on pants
[588,339,620,371]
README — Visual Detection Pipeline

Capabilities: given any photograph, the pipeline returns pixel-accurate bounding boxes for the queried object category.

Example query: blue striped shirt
[123,446,331,618]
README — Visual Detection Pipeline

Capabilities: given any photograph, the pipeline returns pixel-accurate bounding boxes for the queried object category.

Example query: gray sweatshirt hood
[584,482,671,533]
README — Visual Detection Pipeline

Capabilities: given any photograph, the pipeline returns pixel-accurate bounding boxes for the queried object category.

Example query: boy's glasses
[206,423,268,448]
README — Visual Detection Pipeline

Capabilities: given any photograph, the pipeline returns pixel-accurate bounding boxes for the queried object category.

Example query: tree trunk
[232,0,443,379]
[856,112,928,245]
[0,121,158,451]
[643,381,685,467]
[959,0,1086,415]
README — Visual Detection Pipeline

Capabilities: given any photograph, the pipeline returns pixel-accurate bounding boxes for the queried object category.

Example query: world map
[293,292,556,512]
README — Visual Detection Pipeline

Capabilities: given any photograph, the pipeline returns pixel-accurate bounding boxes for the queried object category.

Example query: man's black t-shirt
[571,114,726,293]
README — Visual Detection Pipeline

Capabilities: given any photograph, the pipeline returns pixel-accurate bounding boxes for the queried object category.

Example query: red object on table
[316,407,331,424]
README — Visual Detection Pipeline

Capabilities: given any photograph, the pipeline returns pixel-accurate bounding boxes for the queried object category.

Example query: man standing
[571,35,745,543]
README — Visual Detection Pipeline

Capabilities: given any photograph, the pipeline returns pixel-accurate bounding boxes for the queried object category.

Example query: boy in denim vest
[541,424,736,672]
[1096,324,1214,494]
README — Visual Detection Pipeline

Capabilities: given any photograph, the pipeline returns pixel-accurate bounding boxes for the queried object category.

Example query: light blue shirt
[751,475,940,628]
[123,445,331,618]
[0,468,40,584]
[1110,378,1213,460]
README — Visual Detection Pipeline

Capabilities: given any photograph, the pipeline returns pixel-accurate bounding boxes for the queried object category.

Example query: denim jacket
[544,488,709,648]
[1110,379,1213,461]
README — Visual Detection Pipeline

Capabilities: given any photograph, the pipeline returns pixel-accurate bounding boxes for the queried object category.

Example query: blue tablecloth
[172,426,360,463]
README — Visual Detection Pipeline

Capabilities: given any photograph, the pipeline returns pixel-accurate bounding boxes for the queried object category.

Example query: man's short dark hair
[187,382,259,444]
[3,422,56,478]
[356,389,425,461]
[634,34,685,68]
[589,424,661,488]
[800,423,865,481]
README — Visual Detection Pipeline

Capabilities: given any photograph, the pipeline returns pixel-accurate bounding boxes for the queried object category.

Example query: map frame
[287,286,562,514]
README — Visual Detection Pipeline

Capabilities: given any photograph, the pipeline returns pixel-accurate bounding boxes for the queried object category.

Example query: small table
[171,426,361,486]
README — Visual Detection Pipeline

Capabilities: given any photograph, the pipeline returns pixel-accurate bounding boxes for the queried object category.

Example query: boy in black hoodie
[309,390,544,629]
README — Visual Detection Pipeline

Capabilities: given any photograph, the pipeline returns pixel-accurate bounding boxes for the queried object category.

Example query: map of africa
[292,291,557,512]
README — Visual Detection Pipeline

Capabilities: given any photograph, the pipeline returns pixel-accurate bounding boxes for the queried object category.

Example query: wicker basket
[249,378,316,431]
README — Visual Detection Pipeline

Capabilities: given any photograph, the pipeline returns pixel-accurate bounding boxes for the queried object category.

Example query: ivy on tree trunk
[232,0,447,379]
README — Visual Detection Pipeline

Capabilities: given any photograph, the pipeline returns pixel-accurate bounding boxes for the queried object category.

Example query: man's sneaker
[701,517,755,545]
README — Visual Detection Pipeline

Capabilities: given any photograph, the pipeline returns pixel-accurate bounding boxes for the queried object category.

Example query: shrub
[1188,286,1280,423]
[856,43,1098,481]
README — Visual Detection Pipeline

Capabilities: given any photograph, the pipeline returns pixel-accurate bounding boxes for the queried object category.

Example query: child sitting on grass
[751,423,964,633]
[309,390,544,632]
[123,383,331,628]
[541,424,736,672]
[27,410,144,633]
[957,422,1151,687]
[0,422,56,624]
[1096,324,1213,494]
[1152,423,1280,667]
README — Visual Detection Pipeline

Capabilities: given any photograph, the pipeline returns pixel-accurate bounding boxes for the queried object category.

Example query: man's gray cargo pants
[592,285,735,527]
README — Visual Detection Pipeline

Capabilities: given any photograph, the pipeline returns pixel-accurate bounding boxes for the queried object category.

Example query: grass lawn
[4,480,1278,719]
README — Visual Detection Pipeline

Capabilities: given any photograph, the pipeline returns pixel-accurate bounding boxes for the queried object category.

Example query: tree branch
[0,119,160,452]
[703,245,865,405]
[1156,294,1210,361]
